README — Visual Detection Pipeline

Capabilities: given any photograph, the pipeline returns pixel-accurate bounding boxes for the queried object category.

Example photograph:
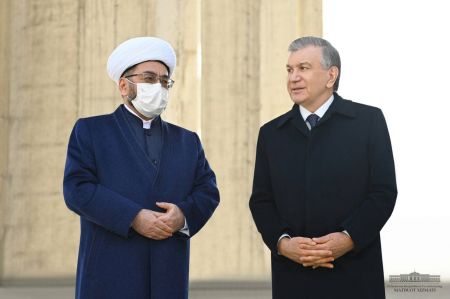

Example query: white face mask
[127,82,169,119]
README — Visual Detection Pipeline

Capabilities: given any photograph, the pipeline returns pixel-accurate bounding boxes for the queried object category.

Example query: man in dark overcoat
[249,36,397,299]
[63,36,219,299]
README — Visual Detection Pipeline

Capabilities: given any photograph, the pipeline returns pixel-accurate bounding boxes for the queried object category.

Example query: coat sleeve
[176,133,220,238]
[63,119,142,238]
[249,128,292,253]
[341,109,397,252]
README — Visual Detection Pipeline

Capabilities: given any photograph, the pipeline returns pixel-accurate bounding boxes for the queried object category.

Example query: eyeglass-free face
[286,46,337,112]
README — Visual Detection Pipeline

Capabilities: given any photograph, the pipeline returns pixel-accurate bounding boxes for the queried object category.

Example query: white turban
[107,36,176,84]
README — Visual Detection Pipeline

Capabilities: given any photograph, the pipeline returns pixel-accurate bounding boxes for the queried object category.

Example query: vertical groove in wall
[76,0,84,118]
[196,0,202,137]
[241,0,262,276]
[0,0,11,285]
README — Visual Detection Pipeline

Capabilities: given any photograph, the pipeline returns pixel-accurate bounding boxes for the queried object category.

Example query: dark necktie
[306,114,320,129]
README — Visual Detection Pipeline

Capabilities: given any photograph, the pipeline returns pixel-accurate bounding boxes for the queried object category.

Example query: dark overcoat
[63,105,219,299]
[249,93,397,299]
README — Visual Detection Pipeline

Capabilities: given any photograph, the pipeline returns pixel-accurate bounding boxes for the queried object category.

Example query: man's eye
[143,75,157,81]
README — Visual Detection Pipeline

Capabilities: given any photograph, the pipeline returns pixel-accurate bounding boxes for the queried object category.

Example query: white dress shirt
[299,94,334,130]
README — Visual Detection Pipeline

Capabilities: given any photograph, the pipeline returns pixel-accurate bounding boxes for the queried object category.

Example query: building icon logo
[387,271,442,293]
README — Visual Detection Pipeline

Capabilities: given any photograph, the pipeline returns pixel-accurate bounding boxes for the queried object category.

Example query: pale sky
[323,0,450,279]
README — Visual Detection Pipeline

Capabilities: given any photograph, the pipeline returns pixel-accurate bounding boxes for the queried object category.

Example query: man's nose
[289,69,301,82]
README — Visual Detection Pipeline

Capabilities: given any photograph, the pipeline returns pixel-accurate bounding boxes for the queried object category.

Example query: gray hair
[288,36,341,91]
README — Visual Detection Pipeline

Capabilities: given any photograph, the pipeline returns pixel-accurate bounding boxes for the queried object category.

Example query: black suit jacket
[249,93,397,299]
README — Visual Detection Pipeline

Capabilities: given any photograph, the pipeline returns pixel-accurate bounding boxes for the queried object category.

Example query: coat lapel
[112,106,159,186]
[276,93,356,135]
[277,105,310,137]
[317,93,356,127]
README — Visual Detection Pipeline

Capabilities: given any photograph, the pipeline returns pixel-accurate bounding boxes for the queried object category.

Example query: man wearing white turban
[63,37,219,299]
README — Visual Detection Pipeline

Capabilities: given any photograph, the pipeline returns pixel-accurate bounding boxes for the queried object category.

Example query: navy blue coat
[63,105,219,299]
[249,93,397,299]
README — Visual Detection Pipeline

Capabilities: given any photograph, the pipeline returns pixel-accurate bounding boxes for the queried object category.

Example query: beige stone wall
[1,0,81,282]
[0,0,321,284]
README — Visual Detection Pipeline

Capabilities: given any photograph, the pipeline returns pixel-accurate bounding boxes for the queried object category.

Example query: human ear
[326,66,339,88]
[118,78,128,97]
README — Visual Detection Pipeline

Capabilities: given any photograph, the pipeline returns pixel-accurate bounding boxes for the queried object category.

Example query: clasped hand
[278,232,354,269]
[131,202,185,240]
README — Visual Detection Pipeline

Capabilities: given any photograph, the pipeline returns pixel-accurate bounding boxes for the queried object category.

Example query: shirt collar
[124,103,153,129]
[299,94,334,121]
